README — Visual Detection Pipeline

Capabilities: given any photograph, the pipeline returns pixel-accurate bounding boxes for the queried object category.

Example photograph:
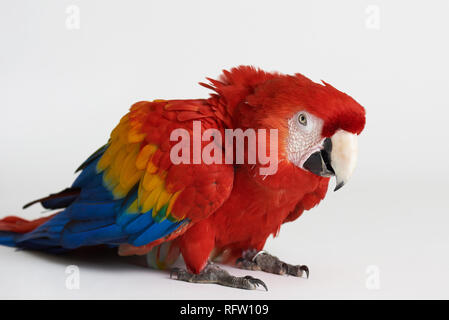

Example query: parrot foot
[236,249,309,278]
[170,263,268,291]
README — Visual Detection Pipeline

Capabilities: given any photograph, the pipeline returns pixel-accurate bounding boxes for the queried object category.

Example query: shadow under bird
[0,66,365,290]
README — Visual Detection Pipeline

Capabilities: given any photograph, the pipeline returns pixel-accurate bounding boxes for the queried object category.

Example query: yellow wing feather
[96,104,181,221]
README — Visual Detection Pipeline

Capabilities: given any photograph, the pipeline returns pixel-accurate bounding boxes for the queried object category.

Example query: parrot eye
[298,113,307,126]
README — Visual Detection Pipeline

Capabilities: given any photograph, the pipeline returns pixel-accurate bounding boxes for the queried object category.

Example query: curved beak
[303,130,358,191]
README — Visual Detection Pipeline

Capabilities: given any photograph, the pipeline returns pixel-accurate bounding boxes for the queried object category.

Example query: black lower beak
[303,138,335,178]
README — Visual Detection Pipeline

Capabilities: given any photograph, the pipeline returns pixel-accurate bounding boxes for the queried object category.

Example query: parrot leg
[236,249,309,278]
[170,263,268,291]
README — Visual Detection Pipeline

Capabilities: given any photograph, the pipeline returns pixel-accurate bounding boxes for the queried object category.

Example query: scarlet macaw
[0,66,365,290]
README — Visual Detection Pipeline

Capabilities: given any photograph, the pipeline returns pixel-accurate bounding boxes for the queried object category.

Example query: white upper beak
[330,130,358,191]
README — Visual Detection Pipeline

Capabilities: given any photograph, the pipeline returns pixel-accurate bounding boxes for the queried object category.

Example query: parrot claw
[286,264,309,278]
[244,275,268,291]
[237,249,310,279]
[169,267,181,279]
[300,265,309,279]
[169,264,268,291]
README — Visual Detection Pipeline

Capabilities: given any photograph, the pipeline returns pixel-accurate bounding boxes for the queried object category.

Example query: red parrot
[0,66,365,290]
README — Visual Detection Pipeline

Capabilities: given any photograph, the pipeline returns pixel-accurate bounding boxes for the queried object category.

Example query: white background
[1,0,448,299]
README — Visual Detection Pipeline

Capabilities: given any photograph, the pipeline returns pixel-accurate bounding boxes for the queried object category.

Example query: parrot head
[204,66,366,190]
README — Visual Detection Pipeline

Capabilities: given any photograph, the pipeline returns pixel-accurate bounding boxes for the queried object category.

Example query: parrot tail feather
[0,215,55,233]
[0,231,17,247]
[0,214,62,251]
[22,187,81,210]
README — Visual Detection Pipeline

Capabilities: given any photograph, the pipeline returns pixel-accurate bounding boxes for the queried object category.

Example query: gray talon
[245,276,268,291]
[300,265,309,279]
[170,268,179,279]
[237,250,310,279]
[170,263,268,291]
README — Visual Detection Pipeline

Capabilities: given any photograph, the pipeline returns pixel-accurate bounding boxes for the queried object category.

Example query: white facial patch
[286,111,325,168]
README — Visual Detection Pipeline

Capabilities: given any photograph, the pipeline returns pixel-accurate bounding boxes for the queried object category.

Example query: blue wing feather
[4,152,185,252]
